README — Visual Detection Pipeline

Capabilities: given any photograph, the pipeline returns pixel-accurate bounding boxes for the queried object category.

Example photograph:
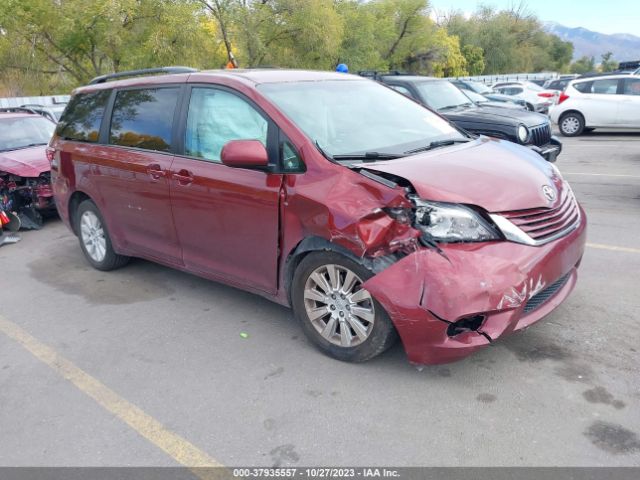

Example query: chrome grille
[498,188,579,242]
[523,273,570,314]
[529,123,552,147]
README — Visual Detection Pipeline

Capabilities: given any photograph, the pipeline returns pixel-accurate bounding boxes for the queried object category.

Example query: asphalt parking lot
[1,130,639,469]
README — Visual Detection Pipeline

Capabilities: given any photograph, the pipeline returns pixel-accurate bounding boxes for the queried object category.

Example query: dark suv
[49,67,586,365]
[371,74,562,162]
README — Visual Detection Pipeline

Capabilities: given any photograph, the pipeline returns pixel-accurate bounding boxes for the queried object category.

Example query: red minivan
[50,67,587,365]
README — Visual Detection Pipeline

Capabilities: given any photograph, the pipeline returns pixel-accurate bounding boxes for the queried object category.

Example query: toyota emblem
[542,185,556,202]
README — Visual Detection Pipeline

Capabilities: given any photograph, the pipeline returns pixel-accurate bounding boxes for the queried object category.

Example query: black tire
[75,199,129,271]
[559,112,585,137]
[291,251,398,363]
[525,103,535,111]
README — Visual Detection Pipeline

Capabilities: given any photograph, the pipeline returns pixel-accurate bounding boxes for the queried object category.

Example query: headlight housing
[413,199,501,243]
[517,124,530,143]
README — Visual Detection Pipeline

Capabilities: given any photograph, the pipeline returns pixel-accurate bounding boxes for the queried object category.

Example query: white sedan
[492,81,557,113]
[550,74,640,136]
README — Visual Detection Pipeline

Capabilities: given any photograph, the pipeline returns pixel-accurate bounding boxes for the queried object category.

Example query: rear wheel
[291,252,397,362]
[559,112,585,136]
[76,199,129,271]
[525,103,535,111]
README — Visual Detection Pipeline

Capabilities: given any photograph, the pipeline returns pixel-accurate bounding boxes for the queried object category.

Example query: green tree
[461,44,485,75]
[441,5,574,74]
[0,0,227,93]
[570,56,596,74]
[600,52,618,72]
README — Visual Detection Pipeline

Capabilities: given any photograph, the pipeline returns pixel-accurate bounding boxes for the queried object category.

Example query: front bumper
[362,205,587,365]
[529,136,562,162]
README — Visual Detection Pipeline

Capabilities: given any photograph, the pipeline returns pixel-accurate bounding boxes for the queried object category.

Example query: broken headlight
[413,199,500,243]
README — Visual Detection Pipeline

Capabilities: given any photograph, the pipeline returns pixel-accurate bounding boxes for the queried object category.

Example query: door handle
[173,169,193,185]
[147,163,165,180]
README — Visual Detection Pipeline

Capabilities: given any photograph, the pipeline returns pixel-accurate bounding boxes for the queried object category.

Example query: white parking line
[587,243,640,254]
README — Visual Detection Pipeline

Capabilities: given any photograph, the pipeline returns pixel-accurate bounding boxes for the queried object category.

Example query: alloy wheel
[303,264,375,348]
[80,210,107,262]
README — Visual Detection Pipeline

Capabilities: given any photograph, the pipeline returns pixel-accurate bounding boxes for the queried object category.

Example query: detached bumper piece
[529,136,562,163]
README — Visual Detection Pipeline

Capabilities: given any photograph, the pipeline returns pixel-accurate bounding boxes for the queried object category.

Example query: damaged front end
[331,168,587,365]
[0,171,54,230]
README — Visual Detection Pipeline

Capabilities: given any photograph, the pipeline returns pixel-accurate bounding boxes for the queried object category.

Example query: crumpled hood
[444,105,549,127]
[361,137,564,213]
[0,146,50,177]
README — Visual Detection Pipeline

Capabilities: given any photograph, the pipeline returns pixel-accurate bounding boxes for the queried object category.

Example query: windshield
[525,81,544,91]
[463,90,488,103]
[466,81,492,94]
[258,80,463,158]
[0,116,55,151]
[414,81,474,111]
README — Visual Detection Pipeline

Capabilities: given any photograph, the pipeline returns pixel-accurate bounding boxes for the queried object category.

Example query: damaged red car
[1,109,57,230]
[50,68,587,365]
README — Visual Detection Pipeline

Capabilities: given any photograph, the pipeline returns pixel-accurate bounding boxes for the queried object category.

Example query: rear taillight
[558,93,569,104]
[538,92,555,98]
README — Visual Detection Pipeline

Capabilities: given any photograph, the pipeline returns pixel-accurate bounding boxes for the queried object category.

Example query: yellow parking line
[0,314,222,475]
[587,242,640,254]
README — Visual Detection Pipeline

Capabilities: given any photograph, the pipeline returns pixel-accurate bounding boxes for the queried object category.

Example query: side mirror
[220,140,269,169]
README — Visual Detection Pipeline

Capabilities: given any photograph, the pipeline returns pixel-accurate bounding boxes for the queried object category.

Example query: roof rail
[577,71,631,79]
[89,66,198,85]
[357,70,413,80]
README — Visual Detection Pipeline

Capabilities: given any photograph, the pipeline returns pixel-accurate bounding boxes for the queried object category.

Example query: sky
[431,0,640,36]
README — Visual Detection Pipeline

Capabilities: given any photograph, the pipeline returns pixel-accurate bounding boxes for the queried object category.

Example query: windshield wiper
[439,103,473,111]
[332,152,404,162]
[404,139,471,155]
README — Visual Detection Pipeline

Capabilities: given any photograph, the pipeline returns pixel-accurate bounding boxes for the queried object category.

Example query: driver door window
[185,88,268,162]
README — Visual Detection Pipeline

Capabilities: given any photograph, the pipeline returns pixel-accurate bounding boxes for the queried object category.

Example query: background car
[20,103,67,123]
[492,81,556,113]
[550,74,640,136]
[450,79,527,107]
[543,75,579,91]
[0,108,56,229]
[373,74,562,161]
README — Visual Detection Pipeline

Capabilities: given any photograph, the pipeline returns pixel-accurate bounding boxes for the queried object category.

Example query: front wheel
[559,112,585,137]
[291,252,397,362]
[76,199,129,271]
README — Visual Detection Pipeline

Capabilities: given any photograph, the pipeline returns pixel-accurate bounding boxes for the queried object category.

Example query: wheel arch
[282,236,403,306]
[283,236,363,305]
[68,190,93,236]
[559,109,586,125]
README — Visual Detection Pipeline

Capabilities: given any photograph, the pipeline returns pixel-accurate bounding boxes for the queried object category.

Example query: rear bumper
[534,102,552,114]
[363,205,587,365]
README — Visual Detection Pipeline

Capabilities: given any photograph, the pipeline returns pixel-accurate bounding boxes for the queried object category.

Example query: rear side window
[622,78,640,95]
[109,88,179,152]
[56,90,111,142]
[591,79,619,95]
[573,81,592,93]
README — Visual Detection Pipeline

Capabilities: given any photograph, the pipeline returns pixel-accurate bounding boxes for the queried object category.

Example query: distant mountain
[543,22,640,62]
